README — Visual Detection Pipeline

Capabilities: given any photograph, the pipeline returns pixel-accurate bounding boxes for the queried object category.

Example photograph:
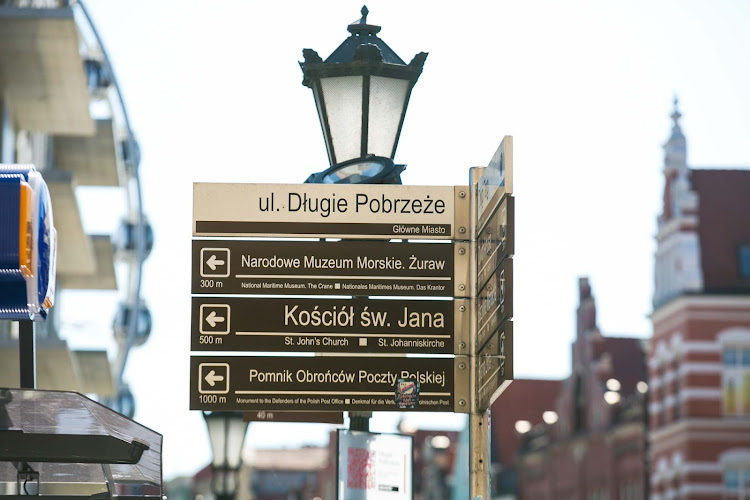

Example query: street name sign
[476,321,513,411]
[192,239,469,297]
[193,183,470,240]
[477,195,514,293]
[476,257,513,352]
[192,297,471,355]
[476,136,513,233]
[190,355,470,413]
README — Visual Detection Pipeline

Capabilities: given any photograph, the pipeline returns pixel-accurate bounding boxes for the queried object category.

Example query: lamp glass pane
[225,418,249,469]
[367,76,410,158]
[205,416,227,468]
[320,76,363,163]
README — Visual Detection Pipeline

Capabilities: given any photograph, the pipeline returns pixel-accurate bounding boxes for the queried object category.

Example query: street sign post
[189,137,516,500]
[477,196,514,292]
[192,239,469,297]
[476,257,513,352]
[192,297,471,355]
[476,321,513,411]
[190,355,470,413]
[194,183,470,240]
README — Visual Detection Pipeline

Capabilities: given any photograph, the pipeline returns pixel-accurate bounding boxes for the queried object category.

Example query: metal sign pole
[469,166,490,499]
[469,411,491,499]
[18,320,36,389]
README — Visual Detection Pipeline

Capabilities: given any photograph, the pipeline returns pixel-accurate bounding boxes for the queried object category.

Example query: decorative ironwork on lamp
[301,6,427,184]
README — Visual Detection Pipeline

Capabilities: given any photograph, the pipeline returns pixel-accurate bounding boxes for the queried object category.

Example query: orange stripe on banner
[18,182,33,278]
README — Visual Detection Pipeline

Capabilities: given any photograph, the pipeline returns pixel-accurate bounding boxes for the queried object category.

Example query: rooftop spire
[664,94,686,170]
[671,95,683,133]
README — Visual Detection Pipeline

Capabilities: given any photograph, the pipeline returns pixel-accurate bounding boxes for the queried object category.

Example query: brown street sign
[476,258,513,352]
[476,321,513,411]
[190,355,470,413]
[193,183,469,240]
[191,297,471,355]
[243,411,344,424]
[476,136,513,232]
[477,196,514,292]
[192,239,468,297]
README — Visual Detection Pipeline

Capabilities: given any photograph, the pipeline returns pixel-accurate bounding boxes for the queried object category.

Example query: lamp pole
[203,411,249,500]
[299,6,429,433]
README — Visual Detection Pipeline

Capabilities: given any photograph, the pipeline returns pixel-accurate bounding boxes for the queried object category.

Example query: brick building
[510,278,648,499]
[648,101,750,499]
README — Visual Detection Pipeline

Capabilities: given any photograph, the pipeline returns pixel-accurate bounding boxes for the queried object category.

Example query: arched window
[720,449,750,499]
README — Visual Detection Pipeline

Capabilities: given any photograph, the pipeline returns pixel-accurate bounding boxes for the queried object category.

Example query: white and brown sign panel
[191,296,471,355]
[192,239,469,297]
[476,321,513,411]
[190,355,470,413]
[477,195,514,293]
[476,257,513,352]
[194,183,469,240]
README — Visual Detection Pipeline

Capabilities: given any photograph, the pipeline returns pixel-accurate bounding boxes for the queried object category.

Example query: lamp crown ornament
[300,6,427,184]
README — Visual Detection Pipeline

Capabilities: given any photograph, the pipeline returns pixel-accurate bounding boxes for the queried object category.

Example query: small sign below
[243,411,344,424]
[337,429,413,500]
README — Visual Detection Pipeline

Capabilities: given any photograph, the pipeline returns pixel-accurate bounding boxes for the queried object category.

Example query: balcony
[54,119,120,186]
[0,3,94,135]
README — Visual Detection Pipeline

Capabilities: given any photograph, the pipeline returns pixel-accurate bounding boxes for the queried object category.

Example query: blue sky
[60,0,750,480]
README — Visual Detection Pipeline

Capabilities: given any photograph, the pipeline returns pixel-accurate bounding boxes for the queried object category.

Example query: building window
[723,345,750,415]
[740,245,750,279]
[724,466,750,498]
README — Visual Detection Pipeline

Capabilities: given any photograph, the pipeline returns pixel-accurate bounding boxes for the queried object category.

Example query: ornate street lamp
[203,411,249,500]
[301,6,427,184]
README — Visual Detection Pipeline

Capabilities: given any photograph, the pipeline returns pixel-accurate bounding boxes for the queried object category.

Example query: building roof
[692,168,750,294]
[602,336,646,397]
[491,378,562,467]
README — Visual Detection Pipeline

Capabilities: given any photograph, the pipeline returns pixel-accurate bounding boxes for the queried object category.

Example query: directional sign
[477,196,514,293]
[476,258,513,352]
[243,411,344,424]
[476,136,513,233]
[192,297,470,355]
[190,356,470,413]
[192,239,469,297]
[194,183,471,240]
[476,321,513,411]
